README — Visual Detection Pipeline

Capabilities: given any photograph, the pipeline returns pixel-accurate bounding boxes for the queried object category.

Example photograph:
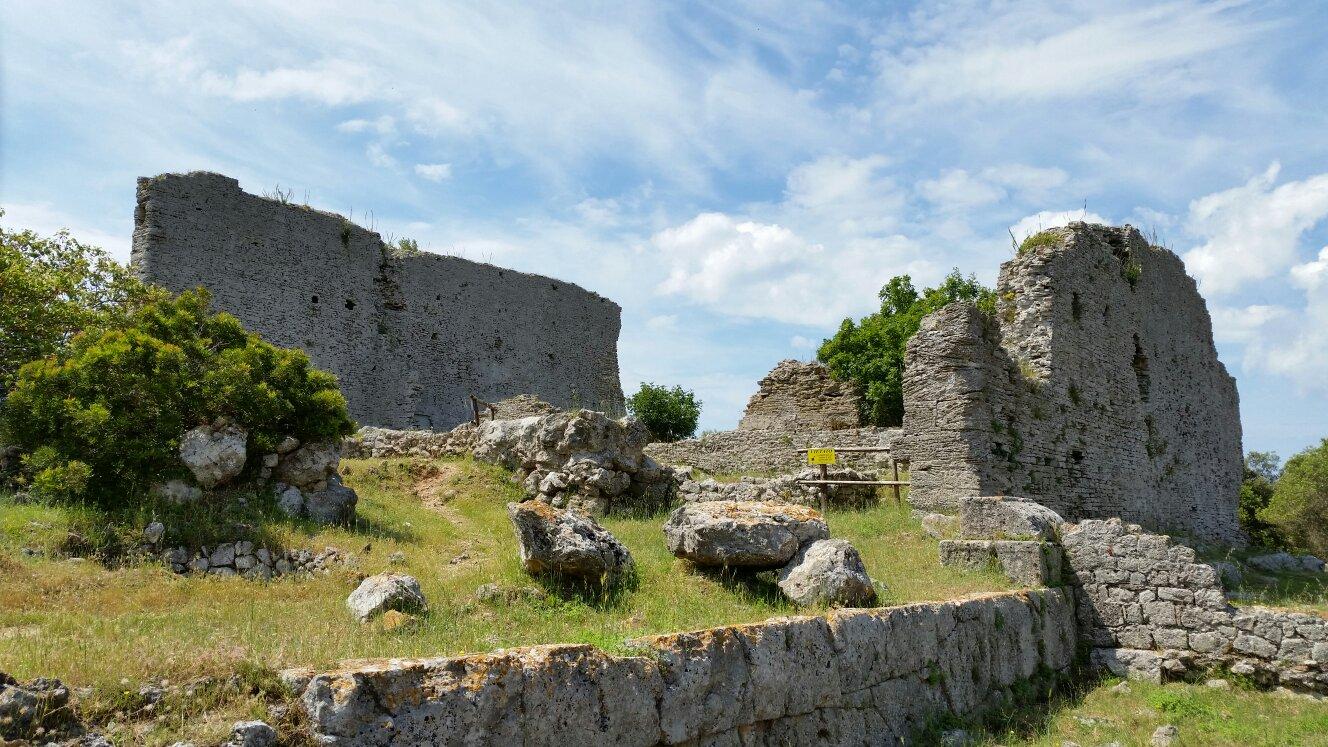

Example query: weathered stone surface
[647,426,900,475]
[304,475,358,524]
[274,442,340,490]
[664,501,829,568]
[229,720,277,747]
[178,419,247,489]
[737,359,860,432]
[900,224,1244,543]
[508,501,633,583]
[298,588,1077,745]
[777,539,877,607]
[346,573,426,622]
[959,496,1065,540]
[1248,551,1324,573]
[1091,648,1162,683]
[344,423,478,459]
[0,673,77,741]
[474,409,672,515]
[151,479,203,505]
[144,521,166,545]
[939,540,1063,587]
[132,172,624,430]
[677,467,882,509]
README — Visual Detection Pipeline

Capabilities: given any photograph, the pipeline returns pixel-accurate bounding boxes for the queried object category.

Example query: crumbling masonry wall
[900,224,1243,543]
[738,359,861,431]
[132,172,624,430]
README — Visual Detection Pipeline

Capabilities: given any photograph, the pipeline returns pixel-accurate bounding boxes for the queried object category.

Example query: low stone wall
[1063,518,1328,692]
[294,589,1076,745]
[343,425,478,459]
[646,427,900,475]
[678,467,881,509]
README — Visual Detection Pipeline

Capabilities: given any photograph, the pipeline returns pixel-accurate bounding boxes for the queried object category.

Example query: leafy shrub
[627,383,701,442]
[3,288,356,504]
[1262,439,1328,557]
[0,214,164,390]
[818,270,995,426]
[1238,450,1285,549]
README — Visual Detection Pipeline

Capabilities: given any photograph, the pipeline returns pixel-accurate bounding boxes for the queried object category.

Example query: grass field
[3,455,1326,745]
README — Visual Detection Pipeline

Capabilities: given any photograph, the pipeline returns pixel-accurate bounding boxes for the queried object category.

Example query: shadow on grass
[914,665,1102,744]
[691,564,792,609]
[527,567,641,611]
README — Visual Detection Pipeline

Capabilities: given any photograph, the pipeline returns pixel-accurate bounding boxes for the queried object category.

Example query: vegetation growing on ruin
[1017,230,1060,255]
[626,382,701,441]
[819,270,995,426]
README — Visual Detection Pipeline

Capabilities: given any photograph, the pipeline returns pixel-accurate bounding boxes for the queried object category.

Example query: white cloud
[1210,304,1292,345]
[367,143,397,169]
[337,116,396,135]
[574,198,621,227]
[1183,163,1328,295]
[790,335,815,350]
[782,154,903,235]
[414,163,452,182]
[875,2,1258,106]
[645,314,678,332]
[918,169,1006,210]
[1009,209,1109,243]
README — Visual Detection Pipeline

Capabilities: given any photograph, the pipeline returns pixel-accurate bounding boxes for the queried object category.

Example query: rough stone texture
[491,394,560,420]
[346,573,427,622]
[677,467,882,509]
[178,419,247,489]
[663,501,829,568]
[343,424,478,459]
[646,426,900,475]
[1062,518,1328,692]
[939,540,1063,587]
[163,542,348,578]
[132,172,624,430]
[273,442,341,491]
[508,501,634,584]
[296,588,1076,746]
[151,479,203,505]
[229,720,277,747]
[474,410,672,515]
[737,360,861,432]
[900,224,1243,543]
[959,496,1065,540]
[1248,551,1325,573]
[302,475,359,524]
[776,539,878,607]
[0,673,79,742]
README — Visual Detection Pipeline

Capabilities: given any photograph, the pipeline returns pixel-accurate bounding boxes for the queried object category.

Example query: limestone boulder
[776,539,878,607]
[274,442,340,490]
[179,420,248,489]
[0,673,76,741]
[663,500,829,568]
[346,573,427,622]
[151,479,203,505]
[229,720,277,747]
[305,475,358,524]
[958,496,1064,541]
[508,501,633,584]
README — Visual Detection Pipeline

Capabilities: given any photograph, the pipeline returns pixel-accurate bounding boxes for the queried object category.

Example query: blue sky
[2,1,1326,459]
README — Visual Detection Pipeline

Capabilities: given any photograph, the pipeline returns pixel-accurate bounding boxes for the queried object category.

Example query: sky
[2,1,1326,460]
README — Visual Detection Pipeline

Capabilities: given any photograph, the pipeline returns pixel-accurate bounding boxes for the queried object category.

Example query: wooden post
[470,395,482,427]
[818,462,829,514]
[891,458,901,505]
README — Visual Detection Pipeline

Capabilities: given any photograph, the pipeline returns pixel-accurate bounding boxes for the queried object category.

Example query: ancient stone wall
[293,588,1076,745]
[131,172,624,430]
[738,359,860,431]
[900,224,1243,543]
[645,426,900,475]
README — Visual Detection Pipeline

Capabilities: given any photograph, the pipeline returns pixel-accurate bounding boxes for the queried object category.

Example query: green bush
[1238,451,1285,549]
[818,270,995,426]
[2,288,356,504]
[626,383,701,442]
[0,215,164,390]
[1262,439,1328,558]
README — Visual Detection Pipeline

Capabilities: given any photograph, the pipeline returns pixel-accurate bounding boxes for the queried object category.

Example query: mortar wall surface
[131,172,623,429]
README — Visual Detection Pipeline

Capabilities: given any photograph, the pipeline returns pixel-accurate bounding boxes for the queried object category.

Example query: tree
[1237,451,1284,549]
[817,270,995,426]
[1262,439,1328,558]
[0,215,165,390]
[627,383,701,442]
[3,288,356,505]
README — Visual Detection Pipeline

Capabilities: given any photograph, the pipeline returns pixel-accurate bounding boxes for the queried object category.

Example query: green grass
[962,677,1328,746]
[1018,230,1060,255]
[0,455,1007,744]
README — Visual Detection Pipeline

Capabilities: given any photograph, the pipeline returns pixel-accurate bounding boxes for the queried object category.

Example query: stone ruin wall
[900,224,1243,543]
[293,588,1076,745]
[131,172,624,431]
[647,360,898,475]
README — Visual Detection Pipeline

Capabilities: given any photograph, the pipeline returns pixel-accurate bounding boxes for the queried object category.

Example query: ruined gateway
[900,223,1243,543]
[131,172,624,430]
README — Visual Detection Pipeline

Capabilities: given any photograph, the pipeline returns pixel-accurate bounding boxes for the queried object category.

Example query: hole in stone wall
[311,295,319,304]
[493,336,503,349]
[344,299,356,310]
[1070,449,1084,463]
[1132,334,1151,402]
[430,332,439,340]
[1071,292,1082,323]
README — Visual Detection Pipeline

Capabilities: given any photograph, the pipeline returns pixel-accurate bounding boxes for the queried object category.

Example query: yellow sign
[806,448,837,465]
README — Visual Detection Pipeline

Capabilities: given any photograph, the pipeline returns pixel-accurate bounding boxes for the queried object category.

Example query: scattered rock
[144,521,166,545]
[1301,555,1326,573]
[1248,551,1302,573]
[274,442,340,490]
[179,419,248,489]
[508,501,634,584]
[1211,560,1243,587]
[939,728,971,746]
[1205,678,1231,689]
[1109,681,1131,694]
[663,500,829,568]
[776,538,878,607]
[151,479,203,505]
[0,673,78,741]
[475,583,548,605]
[229,719,277,747]
[919,511,958,539]
[388,551,406,565]
[346,573,427,622]
[303,474,358,524]
[1150,724,1179,746]
[958,496,1064,540]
